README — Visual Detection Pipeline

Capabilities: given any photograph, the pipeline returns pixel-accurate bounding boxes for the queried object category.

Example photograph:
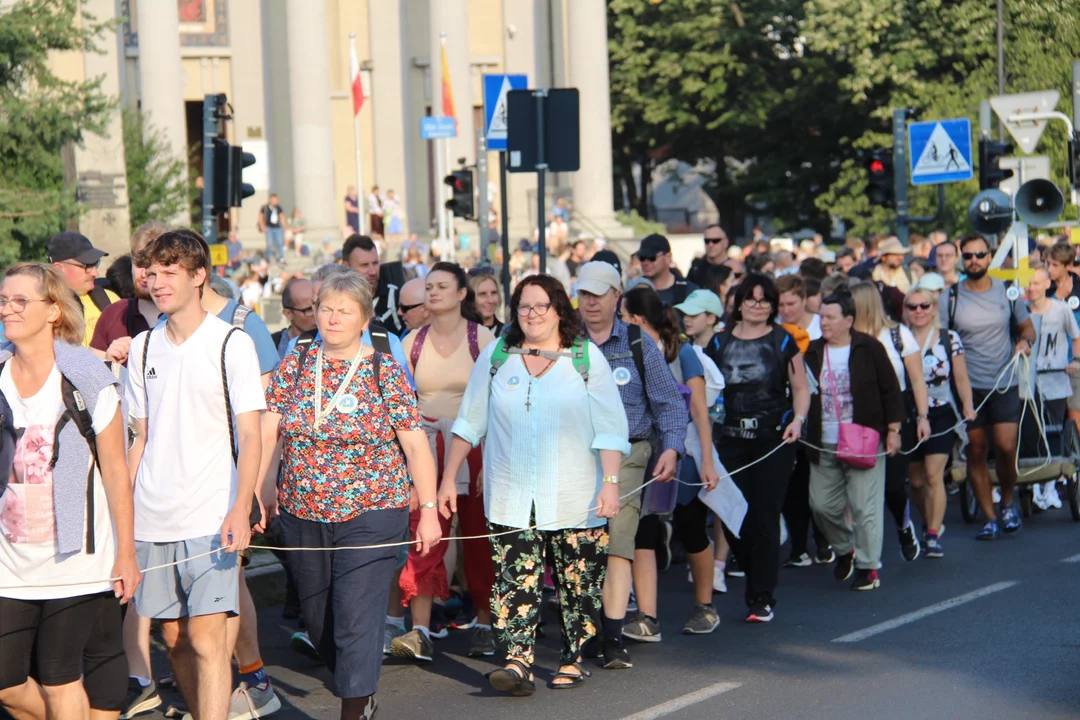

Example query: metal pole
[997,0,1006,141]
[435,137,446,250]
[444,138,455,262]
[892,109,909,245]
[535,90,547,274]
[476,130,489,262]
[499,152,511,305]
[349,33,366,236]
[201,94,219,241]
[1073,61,1080,130]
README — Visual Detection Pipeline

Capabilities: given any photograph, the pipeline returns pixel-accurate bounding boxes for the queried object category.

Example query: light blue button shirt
[452,341,631,531]
[285,329,415,389]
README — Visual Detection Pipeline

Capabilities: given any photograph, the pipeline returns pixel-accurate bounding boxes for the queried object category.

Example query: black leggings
[636,499,711,556]
[0,592,126,710]
[782,446,828,556]
[885,453,909,532]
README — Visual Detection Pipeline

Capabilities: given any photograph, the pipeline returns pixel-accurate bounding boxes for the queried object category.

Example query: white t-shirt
[0,365,118,600]
[877,325,919,391]
[127,314,265,543]
[821,345,853,445]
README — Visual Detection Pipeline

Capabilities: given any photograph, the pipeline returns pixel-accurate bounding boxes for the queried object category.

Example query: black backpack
[292,322,395,383]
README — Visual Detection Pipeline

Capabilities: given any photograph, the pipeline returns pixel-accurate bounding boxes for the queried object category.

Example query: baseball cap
[674,289,724,318]
[914,272,946,293]
[576,261,622,296]
[590,249,622,274]
[47,231,108,264]
[637,233,671,259]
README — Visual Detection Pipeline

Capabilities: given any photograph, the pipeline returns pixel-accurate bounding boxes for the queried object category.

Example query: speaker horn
[968,189,1013,236]
[1015,179,1065,228]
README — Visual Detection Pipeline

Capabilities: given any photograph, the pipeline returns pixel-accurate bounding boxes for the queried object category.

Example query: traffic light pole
[201,96,222,240]
[892,108,944,245]
[476,131,489,261]
[534,90,547,274]
[499,153,511,305]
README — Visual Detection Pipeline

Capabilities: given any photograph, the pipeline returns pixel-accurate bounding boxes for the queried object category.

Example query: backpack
[88,285,113,312]
[271,328,287,350]
[0,364,101,553]
[599,323,648,398]
[292,321,394,383]
[488,336,590,386]
[410,322,481,369]
[947,282,1018,343]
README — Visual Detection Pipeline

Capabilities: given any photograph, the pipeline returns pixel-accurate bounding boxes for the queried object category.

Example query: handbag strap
[825,346,842,423]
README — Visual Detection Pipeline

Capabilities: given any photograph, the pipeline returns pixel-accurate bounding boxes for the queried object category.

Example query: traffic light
[865,151,893,207]
[229,147,256,207]
[978,136,1014,190]
[444,169,475,219]
[1069,131,1080,190]
[211,138,232,214]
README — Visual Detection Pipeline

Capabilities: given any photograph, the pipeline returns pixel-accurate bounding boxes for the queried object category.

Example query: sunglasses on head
[906,302,932,311]
[961,251,989,261]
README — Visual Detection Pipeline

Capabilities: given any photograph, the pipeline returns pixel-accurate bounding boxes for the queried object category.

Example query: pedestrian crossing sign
[483,74,527,151]
[908,118,973,186]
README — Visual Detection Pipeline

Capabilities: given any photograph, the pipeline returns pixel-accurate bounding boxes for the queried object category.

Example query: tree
[0,0,113,264]
[123,108,189,229]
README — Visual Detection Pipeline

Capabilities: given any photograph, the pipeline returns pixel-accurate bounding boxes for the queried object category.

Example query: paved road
[136,498,1080,719]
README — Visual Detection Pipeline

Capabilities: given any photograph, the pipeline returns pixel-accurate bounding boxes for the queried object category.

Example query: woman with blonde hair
[469,270,504,336]
[850,281,931,561]
[0,263,139,720]
[902,286,975,557]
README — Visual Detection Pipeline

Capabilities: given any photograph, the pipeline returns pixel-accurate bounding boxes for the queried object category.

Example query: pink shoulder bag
[825,347,879,469]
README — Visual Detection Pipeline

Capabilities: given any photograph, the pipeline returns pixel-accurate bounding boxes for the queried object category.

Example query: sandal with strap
[550,661,591,690]
[487,658,536,697]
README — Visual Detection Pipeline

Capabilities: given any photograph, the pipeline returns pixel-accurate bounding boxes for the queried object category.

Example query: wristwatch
[419,501,437,510]
[794,414,807,424]
[603,475,620,485]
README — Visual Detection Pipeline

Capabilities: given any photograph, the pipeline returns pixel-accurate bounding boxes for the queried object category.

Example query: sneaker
[784,552,812,568]
[712,566,728,594]
[924,534,944,558]
[389,628,434,662]
[429,624,449,640]
[992,487,1002,504]
[814,546,836,564]
[656,519,673,572]
[726,556,745,578]
[834,551,855,581]
[382,623,406,656]
[622,611,662,643]
[851,569,880,591]
[1000,504,1022,534]
[745,600,774,623]
[976,519,1001,541]
[602,636,633,669]
[289,631,320,662]
[468,626,497,657]
[1033,483,1048,510]
[899,524,921,562]
[226,681,281,720]
[945,478,959,495]
[682,604,720,634]
[120,679,162,720]
[1047,482,1064,509]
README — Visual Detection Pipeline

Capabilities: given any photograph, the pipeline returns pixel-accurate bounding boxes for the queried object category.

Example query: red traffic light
[869,159,886,175]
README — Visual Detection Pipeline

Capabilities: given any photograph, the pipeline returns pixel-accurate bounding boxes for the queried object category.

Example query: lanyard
[313,344,365,430]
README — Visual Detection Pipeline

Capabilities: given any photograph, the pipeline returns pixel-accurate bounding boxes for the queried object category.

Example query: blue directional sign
[420,116,456,140]
[483,74,527,151]
[908,118,973,186]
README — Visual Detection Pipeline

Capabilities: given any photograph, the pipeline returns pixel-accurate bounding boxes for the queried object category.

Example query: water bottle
[709,396,725,424]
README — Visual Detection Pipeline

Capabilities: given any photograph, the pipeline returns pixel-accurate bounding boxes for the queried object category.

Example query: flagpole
[349,32,366,236]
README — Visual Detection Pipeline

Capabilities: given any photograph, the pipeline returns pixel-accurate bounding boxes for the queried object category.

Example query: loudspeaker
[1015,179,1065,227]
[968,189,1013,236]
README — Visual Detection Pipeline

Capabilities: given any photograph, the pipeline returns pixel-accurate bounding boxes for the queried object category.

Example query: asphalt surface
[81,497,1080,719]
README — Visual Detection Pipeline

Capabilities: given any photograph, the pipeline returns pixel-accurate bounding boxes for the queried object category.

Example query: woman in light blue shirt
[438,274,629,696]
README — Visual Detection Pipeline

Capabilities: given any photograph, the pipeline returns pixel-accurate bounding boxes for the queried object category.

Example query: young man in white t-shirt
[126,230,265,720]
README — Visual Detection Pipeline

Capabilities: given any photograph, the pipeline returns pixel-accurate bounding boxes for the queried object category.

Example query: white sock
[131,676,151,688]
[386,615,405,629]
[714,559,726,570]
[415,625,431,639]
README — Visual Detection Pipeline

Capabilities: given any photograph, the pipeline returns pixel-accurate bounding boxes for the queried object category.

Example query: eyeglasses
[0,296,49,313]
[60,259,100,271]
[906,302,933,311]
[517,302,552,317]
[704,236,727,245]
[399,302,424,314]
[284,305,315,316]
[742,297,770,308]
[961,251,989,261]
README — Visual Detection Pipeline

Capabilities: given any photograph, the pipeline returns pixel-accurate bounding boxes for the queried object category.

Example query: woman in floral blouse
[258,270,441,720]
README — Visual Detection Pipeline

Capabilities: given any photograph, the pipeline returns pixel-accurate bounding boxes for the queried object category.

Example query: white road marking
[616,681,742,720]
[832,581,1020,643]
[1061,553,1080,563]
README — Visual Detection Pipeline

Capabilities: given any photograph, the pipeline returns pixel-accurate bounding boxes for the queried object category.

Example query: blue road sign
[908,118,973,185]
[420,116,456,140]
[483,74,527,151]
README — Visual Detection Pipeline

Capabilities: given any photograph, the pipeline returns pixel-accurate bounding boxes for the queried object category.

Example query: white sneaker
[1046,482,1063,509]
[1033,483,1048,510]
[992,487,1002,504]
[712,566,727,594]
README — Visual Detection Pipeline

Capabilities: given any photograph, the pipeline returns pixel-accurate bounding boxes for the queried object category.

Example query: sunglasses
[704,236,727,245]
[906,302,933,311]
[60,259,100,271]
[961,251,989,261]
[638,255,658,263]
[468,266,495,277]
[399,302,424,314]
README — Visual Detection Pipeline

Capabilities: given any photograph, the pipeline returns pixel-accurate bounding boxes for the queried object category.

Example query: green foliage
[0,0,113,263]
[615,210,666,237]
[123,108,189,228]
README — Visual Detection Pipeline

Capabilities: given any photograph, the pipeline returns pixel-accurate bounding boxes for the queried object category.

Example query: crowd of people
[0,218,1075,720]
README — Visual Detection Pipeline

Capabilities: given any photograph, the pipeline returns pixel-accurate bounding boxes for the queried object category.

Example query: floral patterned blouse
[266,344,422,522]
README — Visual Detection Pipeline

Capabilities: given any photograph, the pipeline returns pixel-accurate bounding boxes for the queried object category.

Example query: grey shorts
[134,535,239,619]
[607,441,651,561]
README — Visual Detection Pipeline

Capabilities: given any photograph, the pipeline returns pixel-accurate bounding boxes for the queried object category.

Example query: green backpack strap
[569,337,590,384]
[489,337,511,379]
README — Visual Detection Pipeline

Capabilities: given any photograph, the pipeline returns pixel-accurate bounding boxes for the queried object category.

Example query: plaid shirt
[588,319,686,456]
